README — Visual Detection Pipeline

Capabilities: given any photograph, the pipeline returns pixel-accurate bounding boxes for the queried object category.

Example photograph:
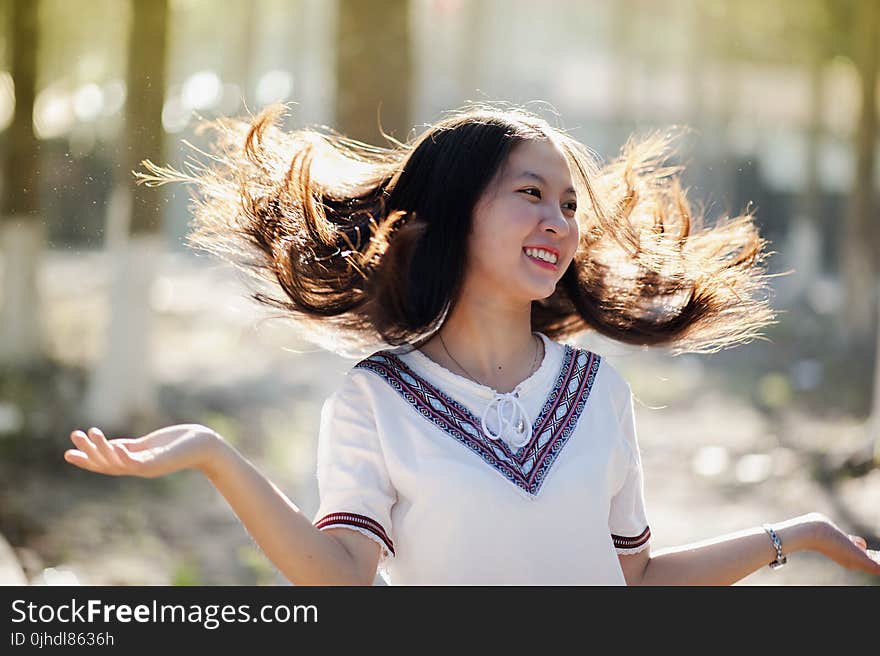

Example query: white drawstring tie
[480,386,532,450]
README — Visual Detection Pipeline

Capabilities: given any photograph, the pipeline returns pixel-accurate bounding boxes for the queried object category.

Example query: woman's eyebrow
[518,170,576,195]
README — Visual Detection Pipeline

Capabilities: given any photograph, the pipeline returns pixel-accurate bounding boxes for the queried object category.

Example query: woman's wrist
[773,513,830,555]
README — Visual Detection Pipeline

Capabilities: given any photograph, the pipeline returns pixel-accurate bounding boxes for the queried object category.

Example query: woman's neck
[419,291,542,394]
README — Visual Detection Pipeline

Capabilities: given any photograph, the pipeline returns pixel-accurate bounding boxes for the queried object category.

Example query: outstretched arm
[65,425,381,586]
[618,513,880,586]
[200,434,381,585]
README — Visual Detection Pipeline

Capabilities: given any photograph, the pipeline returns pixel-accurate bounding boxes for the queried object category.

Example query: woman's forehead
[504,139,574,190]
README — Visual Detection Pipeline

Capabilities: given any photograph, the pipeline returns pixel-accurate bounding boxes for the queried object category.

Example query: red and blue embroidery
[354,345,601,497]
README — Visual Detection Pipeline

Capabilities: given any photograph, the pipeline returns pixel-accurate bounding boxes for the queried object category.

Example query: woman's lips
[523,249,558,270]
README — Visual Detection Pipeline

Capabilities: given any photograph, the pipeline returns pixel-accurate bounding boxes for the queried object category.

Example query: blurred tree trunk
[783,54,825,306]
[840,0,878,343]
[227,0,257,110]
[335,0,411,144]
[0,0,46,366]
[801,55,824,258]
[458,0,488,102]
[685,0,705,129]
[874,288,880,463]
[85,0,169,433]
[609,0,633,141]
[847,2,880,462]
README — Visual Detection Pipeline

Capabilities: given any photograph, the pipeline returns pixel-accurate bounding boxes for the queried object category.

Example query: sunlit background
[0,0,878,586]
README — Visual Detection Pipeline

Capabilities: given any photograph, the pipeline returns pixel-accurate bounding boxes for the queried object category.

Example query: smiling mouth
[523,248,559,271]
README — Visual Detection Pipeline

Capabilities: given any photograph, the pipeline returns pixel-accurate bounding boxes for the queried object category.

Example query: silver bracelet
[762,524,787,569]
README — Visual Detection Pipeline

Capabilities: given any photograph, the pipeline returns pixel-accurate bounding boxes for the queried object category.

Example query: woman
[65,104,880,585]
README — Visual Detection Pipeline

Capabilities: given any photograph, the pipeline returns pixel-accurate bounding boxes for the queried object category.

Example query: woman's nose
[541,208,570,235]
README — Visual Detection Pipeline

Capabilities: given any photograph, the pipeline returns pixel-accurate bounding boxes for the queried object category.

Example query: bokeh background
[0,0,878,586]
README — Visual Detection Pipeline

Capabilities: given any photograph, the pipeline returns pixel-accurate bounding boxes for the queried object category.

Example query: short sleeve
[608,383,651,555]
[312,370,397,565]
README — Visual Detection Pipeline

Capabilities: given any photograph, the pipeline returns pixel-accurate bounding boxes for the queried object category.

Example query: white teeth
[525,248,558,264]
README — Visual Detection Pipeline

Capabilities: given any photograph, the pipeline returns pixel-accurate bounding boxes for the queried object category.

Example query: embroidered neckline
[405,331,554,400]
[354,343,602,498]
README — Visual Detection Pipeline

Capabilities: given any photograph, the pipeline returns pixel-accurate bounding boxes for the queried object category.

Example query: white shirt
[312,332,651,585]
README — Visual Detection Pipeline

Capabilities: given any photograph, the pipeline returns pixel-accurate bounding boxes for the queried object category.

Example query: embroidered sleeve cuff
[612,526,651,554]
[315,512,396,559]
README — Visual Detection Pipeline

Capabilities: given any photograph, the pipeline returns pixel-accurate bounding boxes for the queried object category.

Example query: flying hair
[137,102,776,358]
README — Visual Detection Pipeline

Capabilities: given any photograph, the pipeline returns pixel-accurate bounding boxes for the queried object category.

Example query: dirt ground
[2,250,878,586]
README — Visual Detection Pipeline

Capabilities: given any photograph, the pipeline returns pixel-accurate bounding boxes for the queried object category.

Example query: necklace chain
[438,332,541,392]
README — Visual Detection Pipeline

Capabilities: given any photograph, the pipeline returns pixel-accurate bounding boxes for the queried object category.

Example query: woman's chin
[483,270,558,305]
[522,281,559,302]
[525,274,561,299]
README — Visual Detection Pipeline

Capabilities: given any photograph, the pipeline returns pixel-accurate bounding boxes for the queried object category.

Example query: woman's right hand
[64,424,222,479]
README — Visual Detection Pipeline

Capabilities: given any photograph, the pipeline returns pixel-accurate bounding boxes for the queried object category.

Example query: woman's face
[465,138,580,303]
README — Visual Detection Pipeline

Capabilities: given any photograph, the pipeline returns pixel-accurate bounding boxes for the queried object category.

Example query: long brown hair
[138,103,775,357]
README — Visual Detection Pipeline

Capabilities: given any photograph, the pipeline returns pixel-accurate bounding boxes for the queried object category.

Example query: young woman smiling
[65,104,880,585]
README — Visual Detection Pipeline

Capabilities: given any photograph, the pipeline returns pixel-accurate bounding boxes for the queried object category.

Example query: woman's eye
[519,188,541,199]
[563,202,578,214]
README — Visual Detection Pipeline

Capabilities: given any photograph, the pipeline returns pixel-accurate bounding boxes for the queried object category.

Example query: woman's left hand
[809,514,880,576]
